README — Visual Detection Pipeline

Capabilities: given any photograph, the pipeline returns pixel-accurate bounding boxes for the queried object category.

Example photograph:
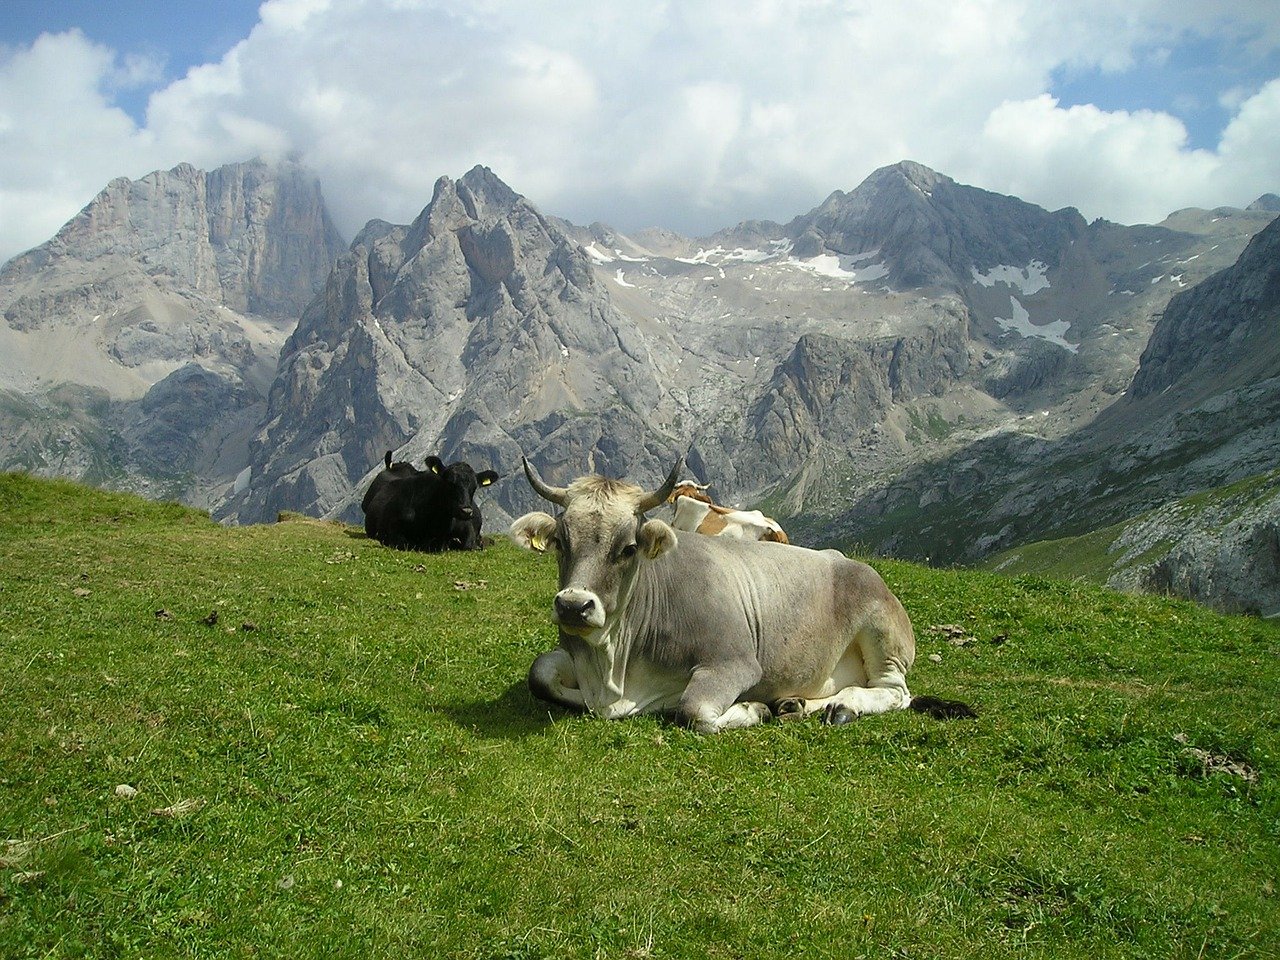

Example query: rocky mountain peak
[457,164,522,213]
[406,167,535,255]
[784,160,1086,291]
[229,166,667,523]
[0,155,349,508]
[879,159,949,193]
[1,156,346,322]
[1247,193,1280,213]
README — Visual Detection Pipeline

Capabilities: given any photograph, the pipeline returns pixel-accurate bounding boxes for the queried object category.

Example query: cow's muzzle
[553,589,605,634]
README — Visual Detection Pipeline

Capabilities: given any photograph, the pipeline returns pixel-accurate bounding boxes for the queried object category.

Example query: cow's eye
[619,543,638,560]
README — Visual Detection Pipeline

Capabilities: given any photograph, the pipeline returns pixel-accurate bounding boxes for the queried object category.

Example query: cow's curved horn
[523,457,568,506]
[638,459,683,513]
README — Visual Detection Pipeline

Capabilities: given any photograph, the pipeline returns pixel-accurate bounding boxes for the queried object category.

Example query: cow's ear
[477,470,500,487]
[510,512,558,553]
[638,518,678,559]
[425,456,444,475]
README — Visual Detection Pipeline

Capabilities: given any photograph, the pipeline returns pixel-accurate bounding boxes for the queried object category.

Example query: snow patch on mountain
[994,296,1077,353]
[789,253,890,283]
[584,242,614,263]
[972,260,1050,296]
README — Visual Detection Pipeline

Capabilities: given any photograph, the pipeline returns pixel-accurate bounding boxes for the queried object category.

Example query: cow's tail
[908,695,977,720]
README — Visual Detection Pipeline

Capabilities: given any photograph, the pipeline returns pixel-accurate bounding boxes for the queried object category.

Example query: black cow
[361,451,418,520]
[362,452,500,551]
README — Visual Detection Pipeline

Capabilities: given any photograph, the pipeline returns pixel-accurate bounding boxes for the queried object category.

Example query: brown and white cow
[667,481,789,543]
[510,458,973,733]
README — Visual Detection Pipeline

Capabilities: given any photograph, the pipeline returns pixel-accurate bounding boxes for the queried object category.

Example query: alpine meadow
[7,4,1280,957]
[1,473,1277,959]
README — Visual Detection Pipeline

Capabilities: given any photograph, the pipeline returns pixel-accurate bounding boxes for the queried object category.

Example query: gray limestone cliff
[224,166,673,524]
[1,158,344,335]
[0,158,347,505]
[1130,215,1280,402]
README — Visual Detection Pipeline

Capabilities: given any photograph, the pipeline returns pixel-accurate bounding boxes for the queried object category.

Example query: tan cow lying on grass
[511,458,974,732]
[667,480,789,543]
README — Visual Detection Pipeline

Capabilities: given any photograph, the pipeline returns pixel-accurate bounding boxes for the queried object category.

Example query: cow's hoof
[821,704,858,726]
[773,697,806,721]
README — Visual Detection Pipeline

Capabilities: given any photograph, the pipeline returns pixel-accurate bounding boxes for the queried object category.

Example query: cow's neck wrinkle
[564,570,647,715]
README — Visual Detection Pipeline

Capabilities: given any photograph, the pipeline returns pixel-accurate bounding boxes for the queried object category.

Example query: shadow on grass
[432,679,574,740]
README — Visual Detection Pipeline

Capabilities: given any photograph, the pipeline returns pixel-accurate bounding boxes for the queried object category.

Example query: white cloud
[1,0,1278,263]
[965,83,1280,222]
[0,31,158,261]
[1217,77,1280,198]
[965,95,1221,222]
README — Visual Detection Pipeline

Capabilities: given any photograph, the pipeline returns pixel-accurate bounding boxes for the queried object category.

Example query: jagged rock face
[115,364,258,475]
[228,166,672,524]
[1130,216,1280,401]
[0,158,347,505]
[1,159,344,334]
[746,317,969,474]
[0,158,345,403]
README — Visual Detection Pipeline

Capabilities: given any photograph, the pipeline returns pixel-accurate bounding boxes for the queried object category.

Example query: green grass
[2,473,1278,958]
[905,406,958,444]
[984,522,1131,583]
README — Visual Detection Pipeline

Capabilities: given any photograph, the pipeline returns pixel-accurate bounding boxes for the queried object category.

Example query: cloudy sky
[2,0,1279,263]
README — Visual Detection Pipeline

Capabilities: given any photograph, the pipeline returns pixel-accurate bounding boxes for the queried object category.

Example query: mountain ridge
[2,156,1278,613]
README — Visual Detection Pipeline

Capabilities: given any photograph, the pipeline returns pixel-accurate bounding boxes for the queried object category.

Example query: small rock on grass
[114,784,138,799]
[151,797,204,818]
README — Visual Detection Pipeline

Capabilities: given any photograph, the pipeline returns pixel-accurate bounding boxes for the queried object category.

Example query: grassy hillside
[985,469,1280,608]
[1,473,1277,959]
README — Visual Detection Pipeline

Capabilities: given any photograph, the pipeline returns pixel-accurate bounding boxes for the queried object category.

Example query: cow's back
[362,462,421,516]
[633,534,914,699]
[364,471,445,549]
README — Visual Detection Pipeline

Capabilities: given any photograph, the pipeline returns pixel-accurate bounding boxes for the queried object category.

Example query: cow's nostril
[555,595,594,620]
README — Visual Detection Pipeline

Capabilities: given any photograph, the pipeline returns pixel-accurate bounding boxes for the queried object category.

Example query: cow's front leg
[677,660,768,733]
[528,648,586,712]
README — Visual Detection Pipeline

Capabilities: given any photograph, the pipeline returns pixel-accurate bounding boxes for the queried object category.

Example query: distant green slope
[2,473,1277,959]
[985,468,1280,615]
